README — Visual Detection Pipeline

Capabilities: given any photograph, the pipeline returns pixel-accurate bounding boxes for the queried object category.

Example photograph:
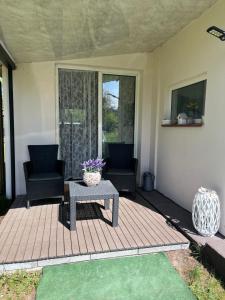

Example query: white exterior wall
[13,52,154,195]
[153,0,225,235]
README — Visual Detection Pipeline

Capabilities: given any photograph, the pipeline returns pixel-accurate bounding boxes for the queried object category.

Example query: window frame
[55,64,140,159]
[168,73,207,121]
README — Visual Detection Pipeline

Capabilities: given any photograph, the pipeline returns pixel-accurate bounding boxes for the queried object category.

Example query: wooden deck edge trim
[202,244,225,281]
[0,243,189,272]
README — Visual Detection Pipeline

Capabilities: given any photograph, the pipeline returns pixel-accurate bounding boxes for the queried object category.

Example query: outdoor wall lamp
[207,26,225,41]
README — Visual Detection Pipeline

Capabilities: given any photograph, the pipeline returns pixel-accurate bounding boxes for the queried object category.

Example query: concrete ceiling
[0,0,217,63]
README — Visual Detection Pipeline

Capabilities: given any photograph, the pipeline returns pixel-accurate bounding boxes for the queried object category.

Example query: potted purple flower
[81,158,106,187]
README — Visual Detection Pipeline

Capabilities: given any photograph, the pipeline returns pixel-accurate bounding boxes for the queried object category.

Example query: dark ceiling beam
[0,42,16,70]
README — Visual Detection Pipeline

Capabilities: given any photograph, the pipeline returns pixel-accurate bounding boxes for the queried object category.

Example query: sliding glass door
[57,68,136,178]
[102,74,136,157]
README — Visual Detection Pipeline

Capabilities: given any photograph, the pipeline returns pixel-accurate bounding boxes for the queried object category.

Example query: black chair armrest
[56,160,65,177]
[103,158,110,172]
[132,158,138,173]
[23,161,32,180]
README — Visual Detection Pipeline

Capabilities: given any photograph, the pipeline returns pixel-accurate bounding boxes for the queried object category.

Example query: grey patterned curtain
[58,69,98,179]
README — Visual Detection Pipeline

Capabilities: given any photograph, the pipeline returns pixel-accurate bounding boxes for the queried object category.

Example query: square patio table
[68,180,119,230]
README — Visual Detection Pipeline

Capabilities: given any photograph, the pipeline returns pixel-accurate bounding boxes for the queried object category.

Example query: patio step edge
[0,243,189,273]
[137,189,225,281]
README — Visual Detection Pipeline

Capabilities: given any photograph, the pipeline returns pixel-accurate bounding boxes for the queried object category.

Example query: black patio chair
[103,143,138,193]
[23,144,65,208]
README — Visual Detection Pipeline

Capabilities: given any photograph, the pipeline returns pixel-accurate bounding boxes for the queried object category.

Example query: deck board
[23,205,42,261]
[76,207,88,254]
[119,201,147,247]
[123,197,161,245]
[0,206,26,263]
[89,203,110,252]
[128,196,173,244]
[0,192,189,265]
[100,201,125,250]
[93,203,117,251]
[86,202,103,253]
[121,198,155,245]
[32,205,47,260]
[48,203,58,258]
[40,204,52,259]
[12,208,34,262]
[136,196,187,243]
[56,206,65,257]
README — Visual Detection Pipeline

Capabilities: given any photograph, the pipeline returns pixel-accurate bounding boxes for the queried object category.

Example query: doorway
[57,67,137,180]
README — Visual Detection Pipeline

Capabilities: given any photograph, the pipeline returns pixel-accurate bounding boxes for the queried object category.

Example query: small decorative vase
[192,187,220,237]
[83,172,101,187]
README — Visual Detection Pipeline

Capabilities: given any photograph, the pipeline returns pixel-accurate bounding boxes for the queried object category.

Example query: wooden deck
[0,192,189,271]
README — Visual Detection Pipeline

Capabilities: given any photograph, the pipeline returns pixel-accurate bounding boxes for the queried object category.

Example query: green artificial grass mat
[37,253,195,300]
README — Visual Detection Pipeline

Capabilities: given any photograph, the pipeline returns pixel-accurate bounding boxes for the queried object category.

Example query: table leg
[104,199,110,210]
[70,199,76,230]
[112,194,119,227]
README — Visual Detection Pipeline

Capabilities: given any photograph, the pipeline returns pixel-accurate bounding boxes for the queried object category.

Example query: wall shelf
[161,124,203,127]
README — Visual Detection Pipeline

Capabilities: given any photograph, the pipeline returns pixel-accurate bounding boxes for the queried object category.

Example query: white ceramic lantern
[192,187,220,237]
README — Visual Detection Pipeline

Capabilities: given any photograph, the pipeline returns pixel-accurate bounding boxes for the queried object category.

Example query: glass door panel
[102,74,136,157]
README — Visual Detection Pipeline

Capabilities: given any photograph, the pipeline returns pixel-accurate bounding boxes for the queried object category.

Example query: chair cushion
[105,168,135,176]
[108,143,134,169]
[28,172,63,182]
[28,145,58,173]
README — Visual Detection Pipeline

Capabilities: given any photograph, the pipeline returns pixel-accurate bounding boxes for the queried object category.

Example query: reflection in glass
[171,80,206,121]
[102,74,135,157]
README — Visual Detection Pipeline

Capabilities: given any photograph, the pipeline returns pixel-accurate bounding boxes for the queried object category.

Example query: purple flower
[81,158,106,173]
